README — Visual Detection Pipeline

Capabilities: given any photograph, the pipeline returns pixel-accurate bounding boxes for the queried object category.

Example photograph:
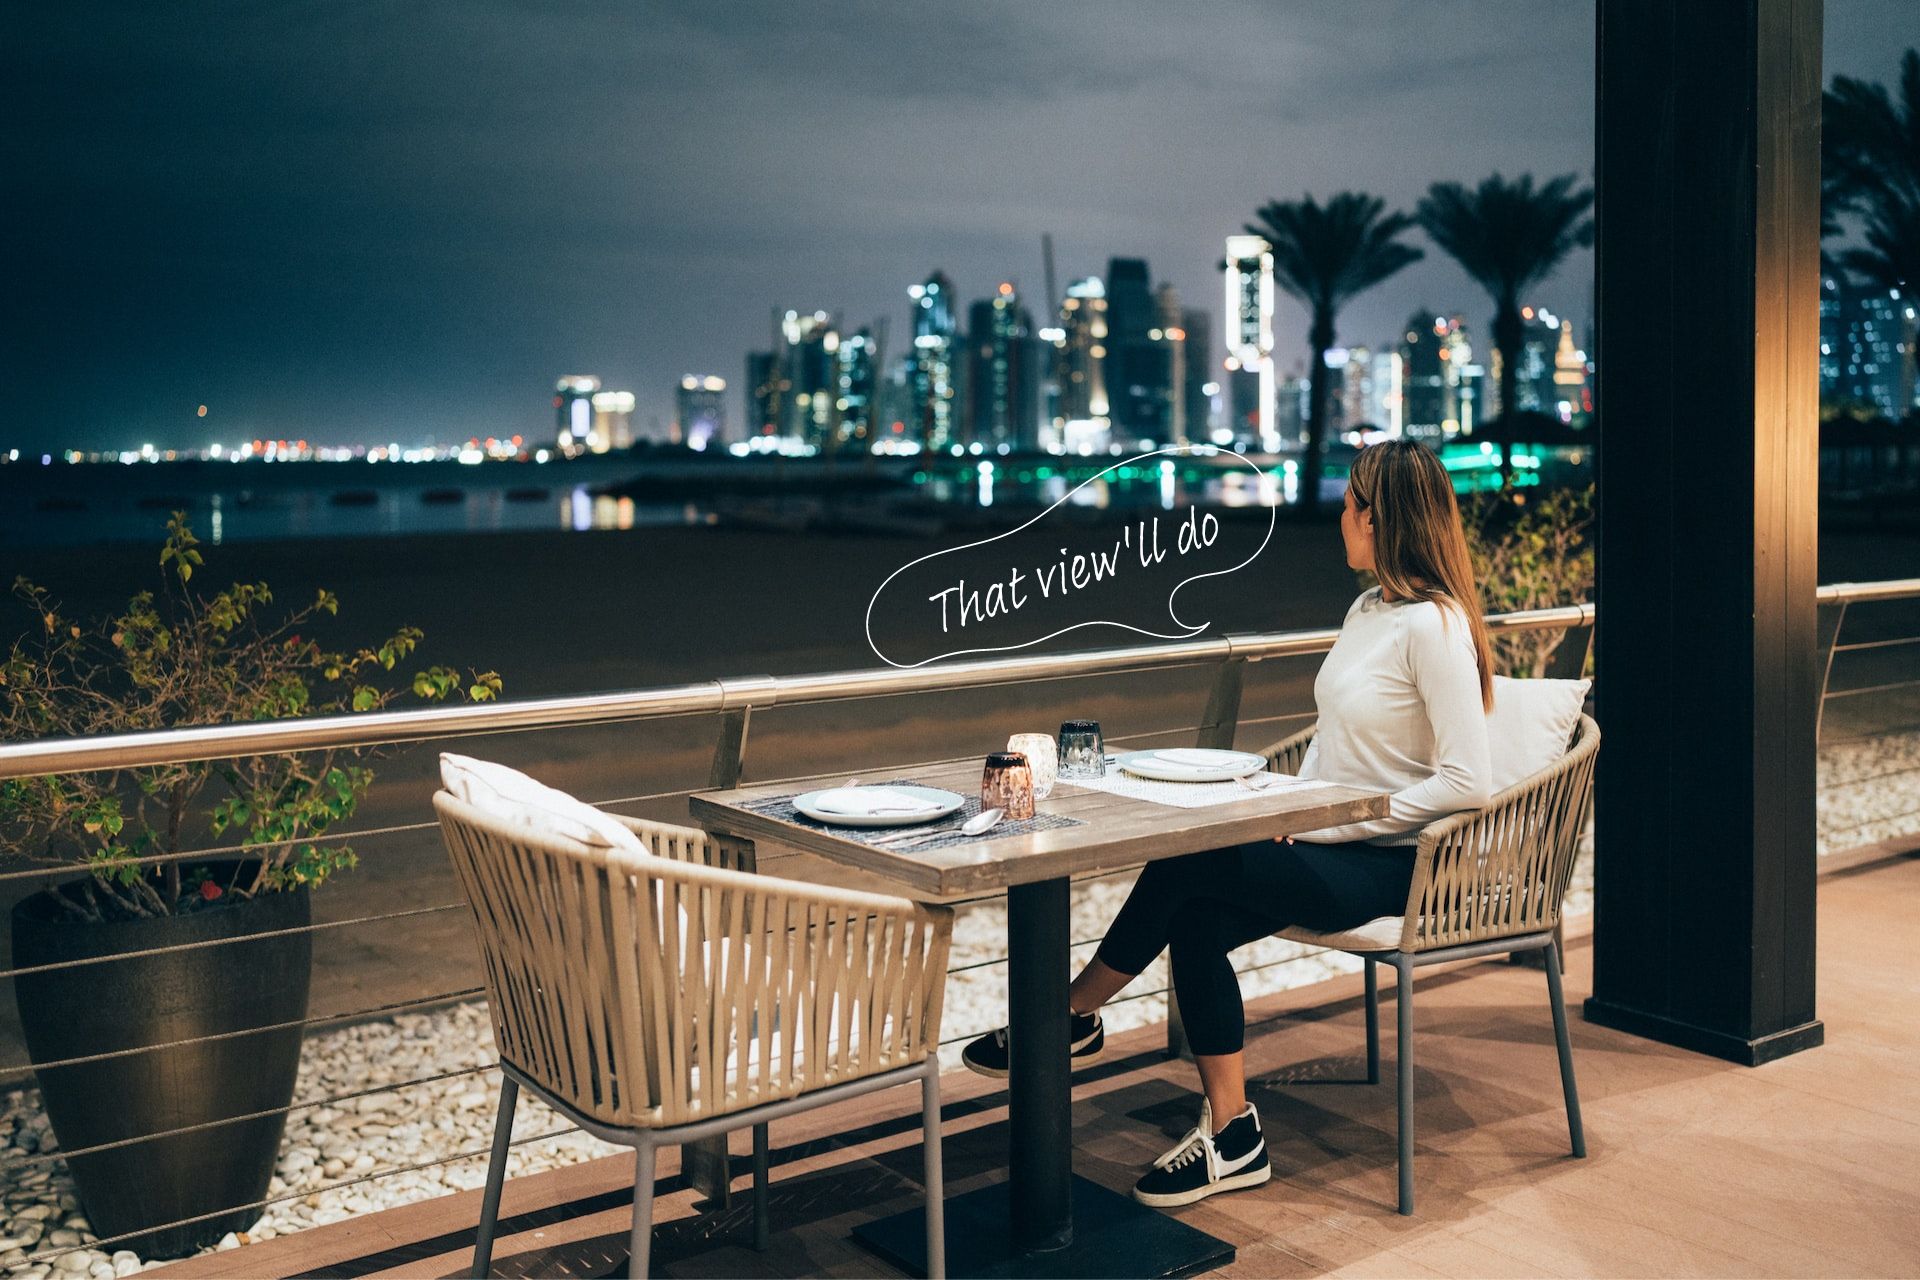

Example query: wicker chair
[434,795,955,1277]
[1255,713,1599,1216]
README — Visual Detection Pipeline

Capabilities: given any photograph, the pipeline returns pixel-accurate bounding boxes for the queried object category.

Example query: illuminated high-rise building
[1223,235,1278,450]
[1821,274,1916,420]
[554,375,600,455]
[746,351,786,438]
[1052,276,1110,447]
[831,328,877,451]
[780,310,838,447]
[906,272,959,450]
[966,284,1041,451]
[592,390,636,451]
[674,376,726,450]
[1181,307,1214,442]
[1104,258,1178,447]
[1401,312,1485,442]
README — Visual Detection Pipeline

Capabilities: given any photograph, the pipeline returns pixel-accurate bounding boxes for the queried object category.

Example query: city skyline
[4,1,1910,453]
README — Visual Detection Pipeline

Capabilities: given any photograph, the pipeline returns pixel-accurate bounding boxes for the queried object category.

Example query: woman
[961,438,1496,1208]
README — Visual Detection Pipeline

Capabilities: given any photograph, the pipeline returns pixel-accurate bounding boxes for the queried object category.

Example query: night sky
[4,1,1911,453]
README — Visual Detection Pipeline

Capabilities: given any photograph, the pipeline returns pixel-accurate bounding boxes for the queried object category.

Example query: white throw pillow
[1486,676,1589,794]
[439,752,648,856]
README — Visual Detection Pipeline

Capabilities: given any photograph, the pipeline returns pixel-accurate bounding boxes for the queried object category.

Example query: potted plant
[0,514,500,1259]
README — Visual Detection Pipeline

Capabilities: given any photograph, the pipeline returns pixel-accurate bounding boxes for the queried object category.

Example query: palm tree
[1247,192,1423,513]
[1824,49,1920,295]
[1417,173,1594,485]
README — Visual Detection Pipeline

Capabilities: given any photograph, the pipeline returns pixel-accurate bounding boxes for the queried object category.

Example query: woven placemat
[742,778,1083,851]
[1060,762,1345,810]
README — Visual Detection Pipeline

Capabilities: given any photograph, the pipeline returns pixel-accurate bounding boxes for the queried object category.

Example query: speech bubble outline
[864,444,1278,668]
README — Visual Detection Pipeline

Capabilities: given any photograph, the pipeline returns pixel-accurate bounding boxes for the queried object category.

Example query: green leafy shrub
[1461,484,1595,677]
[0,515,501,921]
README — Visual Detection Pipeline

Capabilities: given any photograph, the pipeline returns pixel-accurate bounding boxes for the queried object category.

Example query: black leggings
[1094,840,1416,1056]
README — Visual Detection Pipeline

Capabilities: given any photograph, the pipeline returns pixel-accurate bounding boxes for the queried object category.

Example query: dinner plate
[1115,748,1270,783]
[791,784,966,828]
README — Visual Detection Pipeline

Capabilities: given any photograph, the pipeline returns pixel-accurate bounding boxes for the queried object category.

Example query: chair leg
[922,1062,947,1280]
[751,1122,771,1251]
[1395,958,1414,1216]
[1544,938,1588,1158]
[472,1076,518,1279]
[629,1137,657,1280]
[1364,958,1381,1085]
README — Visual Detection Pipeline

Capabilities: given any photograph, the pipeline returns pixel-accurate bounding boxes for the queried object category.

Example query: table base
[852,1174,1235,1279]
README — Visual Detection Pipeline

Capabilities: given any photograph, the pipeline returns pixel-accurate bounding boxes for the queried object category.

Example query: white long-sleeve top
[1293,586,1493,845]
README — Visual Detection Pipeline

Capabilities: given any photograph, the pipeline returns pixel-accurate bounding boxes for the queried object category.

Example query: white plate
[1115,748,1270,783]
[792,784,966,828]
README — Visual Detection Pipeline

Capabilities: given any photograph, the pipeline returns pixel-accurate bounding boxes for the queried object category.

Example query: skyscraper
[1051,276,1110,453]
[1154,283,1189,446]
[746,351,786,438]
[1105,257,1174,447]
[674,376,726,450]
[593,389,636,450]
[554,375,600,455]
[1223,235,1278,451]
[1181,307,1215,442]
[906,272,959,450]
[1821,274,1917,419]
[1399,313,1480,442]
[780,310,838,447]
[831,328,877,451]
[966,284,1040,451]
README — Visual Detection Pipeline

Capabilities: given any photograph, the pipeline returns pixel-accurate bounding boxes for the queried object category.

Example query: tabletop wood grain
[690,756,1390,900]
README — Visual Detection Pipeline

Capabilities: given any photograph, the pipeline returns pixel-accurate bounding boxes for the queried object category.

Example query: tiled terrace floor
[159,853,1920,1279]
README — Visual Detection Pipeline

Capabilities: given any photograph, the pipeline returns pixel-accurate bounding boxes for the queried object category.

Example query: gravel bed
[0,742,1908,1275]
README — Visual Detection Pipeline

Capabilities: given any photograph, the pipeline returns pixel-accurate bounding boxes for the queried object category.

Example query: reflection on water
[10,445,1556,549]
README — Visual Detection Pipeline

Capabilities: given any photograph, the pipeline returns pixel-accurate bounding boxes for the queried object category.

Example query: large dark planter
[11,863,312,1259]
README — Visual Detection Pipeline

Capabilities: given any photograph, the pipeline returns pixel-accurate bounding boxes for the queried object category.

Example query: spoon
[876,807,1005,848]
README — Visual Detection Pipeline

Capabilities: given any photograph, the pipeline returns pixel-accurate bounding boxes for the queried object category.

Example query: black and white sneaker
[960,1010,1105,1078]
[1132,1101,1271,1208]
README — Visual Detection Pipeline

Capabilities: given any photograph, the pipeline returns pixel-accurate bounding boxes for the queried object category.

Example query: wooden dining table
[690,753,1389,1279]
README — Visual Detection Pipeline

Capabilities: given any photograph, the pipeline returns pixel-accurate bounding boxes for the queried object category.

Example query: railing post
[1546,624,1594,681]
[1194,656,1246,751]
[1814,600,1847,744]
[683,705,756,1209]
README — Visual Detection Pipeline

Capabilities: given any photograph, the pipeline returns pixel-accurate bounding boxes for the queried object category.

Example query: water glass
[1007,733,1057,800]
[981,751,1036,820]
[1056,719,1107,780]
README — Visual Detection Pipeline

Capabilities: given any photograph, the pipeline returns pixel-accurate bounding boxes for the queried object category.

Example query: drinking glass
[1007,733,1057,800]
[1056,720,1107,780]
[980,751,1036,820]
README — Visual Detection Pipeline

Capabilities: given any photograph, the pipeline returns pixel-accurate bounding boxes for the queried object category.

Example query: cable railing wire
[0,903,466,981]
[19,987,483,1073]
[25,1124,579,1268]
[13,1062,496,1166]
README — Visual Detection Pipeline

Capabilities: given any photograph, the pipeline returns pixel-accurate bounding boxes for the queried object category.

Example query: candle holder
[1007,733,1057,800]
[981,751,1036,820]
[1056,720,1107,780]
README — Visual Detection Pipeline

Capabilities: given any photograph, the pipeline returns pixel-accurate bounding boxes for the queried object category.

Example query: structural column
[1587,0,1825,1064]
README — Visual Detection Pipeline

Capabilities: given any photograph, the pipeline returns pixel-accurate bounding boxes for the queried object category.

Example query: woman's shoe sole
[1132,1162,1272,1208]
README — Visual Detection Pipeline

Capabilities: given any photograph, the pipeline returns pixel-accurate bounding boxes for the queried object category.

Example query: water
[1,445,1588,548]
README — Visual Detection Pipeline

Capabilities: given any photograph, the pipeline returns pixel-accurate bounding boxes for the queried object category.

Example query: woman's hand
[1273,835,1294,844]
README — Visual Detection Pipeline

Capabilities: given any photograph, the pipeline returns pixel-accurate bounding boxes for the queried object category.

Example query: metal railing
[2,582,1917,1270]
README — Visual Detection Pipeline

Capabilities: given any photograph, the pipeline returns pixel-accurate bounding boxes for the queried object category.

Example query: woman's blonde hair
[1347,439,1494,711]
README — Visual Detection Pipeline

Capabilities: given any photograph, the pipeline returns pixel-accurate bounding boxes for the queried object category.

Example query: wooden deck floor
[158,852,1920,1279]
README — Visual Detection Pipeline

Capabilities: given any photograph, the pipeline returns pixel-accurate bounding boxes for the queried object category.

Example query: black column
[1587,0,1824,1065]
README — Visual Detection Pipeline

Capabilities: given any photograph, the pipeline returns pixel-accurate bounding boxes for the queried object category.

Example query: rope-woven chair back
[434,793,950,1129]
[1405,714,1599,951]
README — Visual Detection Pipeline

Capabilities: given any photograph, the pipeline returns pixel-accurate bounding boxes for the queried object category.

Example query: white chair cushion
[1278,918,1402,952]
[1486,675,1589,794]
[438,752,649,856]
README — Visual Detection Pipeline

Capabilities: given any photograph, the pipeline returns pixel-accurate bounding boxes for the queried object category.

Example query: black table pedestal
[853,1174,1234,1279]
[853,875,1235,1278]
